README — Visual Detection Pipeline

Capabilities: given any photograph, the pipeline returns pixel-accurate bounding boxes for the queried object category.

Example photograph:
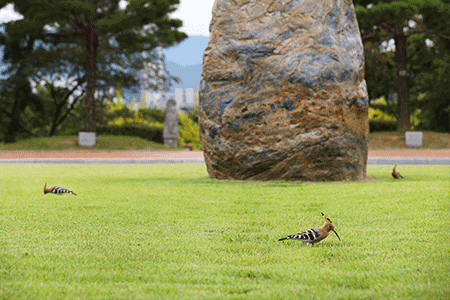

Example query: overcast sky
[171,0,214,37]
[0,0,214,37]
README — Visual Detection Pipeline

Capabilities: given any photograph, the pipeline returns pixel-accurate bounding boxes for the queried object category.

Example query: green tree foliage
[355,0,450,132]
[0,0,187,133]
[178,112,200,148]
[407,33,450,132]
[0,78,45,143]
[0,27,45,143]
[33,81,85,137]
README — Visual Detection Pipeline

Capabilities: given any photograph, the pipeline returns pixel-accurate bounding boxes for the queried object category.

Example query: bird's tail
[278,237,288,241]
[54,186,77,195]
[63,189,77,195]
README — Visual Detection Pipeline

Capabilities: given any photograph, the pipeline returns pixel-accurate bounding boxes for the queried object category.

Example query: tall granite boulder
[199,0,369,181]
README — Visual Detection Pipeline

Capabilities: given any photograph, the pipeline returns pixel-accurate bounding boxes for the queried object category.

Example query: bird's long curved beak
[332,230,341,241]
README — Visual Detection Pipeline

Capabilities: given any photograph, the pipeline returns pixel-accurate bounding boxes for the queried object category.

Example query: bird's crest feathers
[321,212,333,223]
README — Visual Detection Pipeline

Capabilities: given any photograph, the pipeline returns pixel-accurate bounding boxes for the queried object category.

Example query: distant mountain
[166,61,203,88]
[164,36,209,90]
[164,36,209,67]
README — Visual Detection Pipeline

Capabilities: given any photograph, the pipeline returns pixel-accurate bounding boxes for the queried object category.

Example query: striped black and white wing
[51,186,77,195]
[279,228,321,243]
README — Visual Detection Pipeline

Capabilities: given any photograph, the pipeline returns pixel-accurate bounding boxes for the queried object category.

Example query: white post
[405,131,423,147]
[78,132,96,146]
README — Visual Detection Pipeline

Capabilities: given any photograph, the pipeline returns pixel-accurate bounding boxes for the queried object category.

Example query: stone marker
[405,131,423,147]
[199,0,369,181]
[164,99,178,147]
[78,132,96,146]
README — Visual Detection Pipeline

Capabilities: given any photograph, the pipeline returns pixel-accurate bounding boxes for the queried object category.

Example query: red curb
[368,150,450,158]
[0,150,205,160]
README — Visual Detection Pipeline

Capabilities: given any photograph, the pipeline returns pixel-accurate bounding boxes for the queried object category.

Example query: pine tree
[0,27,45,143]
[0,0,187,133]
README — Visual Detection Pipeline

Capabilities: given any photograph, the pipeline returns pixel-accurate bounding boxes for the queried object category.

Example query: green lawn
[0,165,449,299]
[0,135,176,151]
[0,131,448,150]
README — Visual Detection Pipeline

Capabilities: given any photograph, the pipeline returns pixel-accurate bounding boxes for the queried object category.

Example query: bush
[138,107,165,123]
[368,96,423,132]
[369,120,397,132]
[178,112,201,150]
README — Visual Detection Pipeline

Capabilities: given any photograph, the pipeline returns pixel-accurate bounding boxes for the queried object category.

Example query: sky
[171,0,214,37]
[0,1,214,37]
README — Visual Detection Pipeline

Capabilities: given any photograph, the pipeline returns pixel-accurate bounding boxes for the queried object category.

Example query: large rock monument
[199,0,369,181]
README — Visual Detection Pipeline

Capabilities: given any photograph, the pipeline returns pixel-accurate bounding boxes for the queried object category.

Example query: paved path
[367,150,450,165]
[0,150,449,164]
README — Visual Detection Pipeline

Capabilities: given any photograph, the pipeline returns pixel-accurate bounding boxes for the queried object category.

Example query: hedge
[95,125,163,143]
[369,120,397,132]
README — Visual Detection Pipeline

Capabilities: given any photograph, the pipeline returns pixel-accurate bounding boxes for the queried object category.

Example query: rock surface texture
[199,0,369,181]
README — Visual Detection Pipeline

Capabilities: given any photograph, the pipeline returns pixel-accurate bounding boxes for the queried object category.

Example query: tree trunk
[49,104,62,137]
[394,25,410,133]
[49,90,63,137]
[4,81,28,143]
[85,15,97,132]
[4,97,20,143]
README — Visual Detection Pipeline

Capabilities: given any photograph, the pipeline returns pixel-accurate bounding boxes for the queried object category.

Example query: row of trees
[0,0,187,143]
[0,0,449,144]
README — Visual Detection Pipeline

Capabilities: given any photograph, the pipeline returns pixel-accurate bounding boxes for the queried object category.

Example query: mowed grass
[0,135,175,151]
[0,164,448,299]
[0,131,448,150]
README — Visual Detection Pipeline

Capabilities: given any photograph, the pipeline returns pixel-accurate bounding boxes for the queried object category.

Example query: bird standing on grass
[44,183,77,195]
[392,165,404,179]
[278,212,341,246]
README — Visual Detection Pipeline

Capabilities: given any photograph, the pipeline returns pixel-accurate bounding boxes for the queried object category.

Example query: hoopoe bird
[392,165,404,179]
[44,183,77,195]
[278,212,341,246]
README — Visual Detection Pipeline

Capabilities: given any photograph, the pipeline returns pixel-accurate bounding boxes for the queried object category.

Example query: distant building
[140,88,198,112]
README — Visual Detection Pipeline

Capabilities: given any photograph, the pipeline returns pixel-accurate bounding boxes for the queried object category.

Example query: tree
[362,41,397,115]
[0,77,45,143]
[26,41,87,137]
[35,80,86,137]
[0,0,187,133]
[355,0,450,133]
[29,37,149,137]
[407,33,450,132]
[0,30,45,143]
